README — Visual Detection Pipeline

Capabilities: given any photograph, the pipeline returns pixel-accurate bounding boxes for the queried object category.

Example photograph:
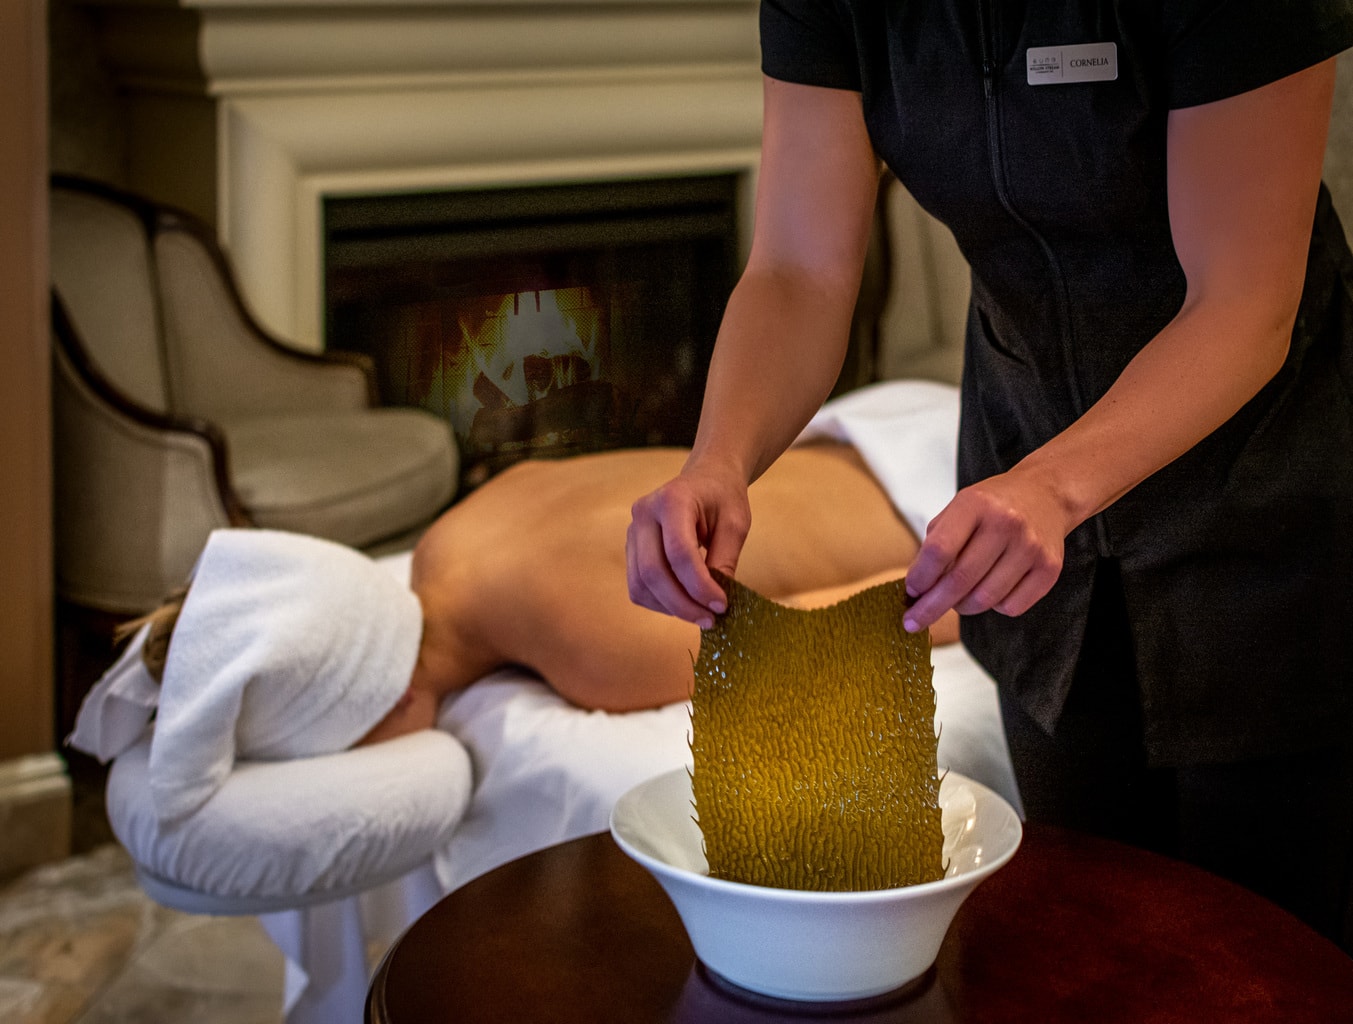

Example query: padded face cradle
[107,730,472,913]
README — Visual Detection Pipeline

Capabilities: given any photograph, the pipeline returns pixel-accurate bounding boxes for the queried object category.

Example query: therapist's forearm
[684,263,857,487]
[1011,296,1294,532]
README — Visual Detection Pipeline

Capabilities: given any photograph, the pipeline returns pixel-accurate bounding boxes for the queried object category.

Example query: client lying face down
[85,441,955,820]
[373,442,957,738]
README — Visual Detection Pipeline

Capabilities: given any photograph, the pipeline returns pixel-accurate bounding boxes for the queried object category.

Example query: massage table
[96,380,1022,1023]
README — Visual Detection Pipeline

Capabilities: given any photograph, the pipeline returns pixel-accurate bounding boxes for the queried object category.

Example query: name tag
[1026,42,1118,85]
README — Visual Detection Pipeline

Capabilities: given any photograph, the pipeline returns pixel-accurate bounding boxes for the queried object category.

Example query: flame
[442,287,604,435]
[390,287,606,439]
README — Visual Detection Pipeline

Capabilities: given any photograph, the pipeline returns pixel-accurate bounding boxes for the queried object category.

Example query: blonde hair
[114,585,190,683]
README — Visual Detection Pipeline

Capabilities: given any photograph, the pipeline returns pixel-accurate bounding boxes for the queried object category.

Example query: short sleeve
[760,0,862,91]
[1164,0,1353,109]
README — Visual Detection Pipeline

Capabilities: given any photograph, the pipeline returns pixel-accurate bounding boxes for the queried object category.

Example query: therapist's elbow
[1184,278,1301,387]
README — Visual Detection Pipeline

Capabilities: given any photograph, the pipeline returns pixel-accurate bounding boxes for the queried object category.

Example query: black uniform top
[762,0,1353,763]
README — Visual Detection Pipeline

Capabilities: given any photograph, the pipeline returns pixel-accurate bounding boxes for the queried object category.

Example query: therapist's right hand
[626,463,751,629]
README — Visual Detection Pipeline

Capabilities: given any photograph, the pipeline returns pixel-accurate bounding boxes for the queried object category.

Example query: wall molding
[0,754,72,879]
[91,0,763,349]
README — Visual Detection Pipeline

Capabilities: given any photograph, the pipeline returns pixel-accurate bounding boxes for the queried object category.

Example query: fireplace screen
[325,176,739,491]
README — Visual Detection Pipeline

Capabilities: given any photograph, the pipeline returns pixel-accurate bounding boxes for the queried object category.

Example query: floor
[0,761,287,1024]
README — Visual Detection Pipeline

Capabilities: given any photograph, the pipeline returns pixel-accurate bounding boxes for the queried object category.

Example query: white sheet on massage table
[384,379,1022,894]
[431,644,1020,894]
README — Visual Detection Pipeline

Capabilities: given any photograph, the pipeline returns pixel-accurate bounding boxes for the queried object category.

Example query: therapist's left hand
[902,469,1072,633]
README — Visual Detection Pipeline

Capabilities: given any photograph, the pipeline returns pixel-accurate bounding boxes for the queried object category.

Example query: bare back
[410,444,919,711]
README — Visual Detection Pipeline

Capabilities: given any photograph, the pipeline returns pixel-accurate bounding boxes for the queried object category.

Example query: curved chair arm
[50,175,379,418]
[154,211,378,420]
[53,295,252,613]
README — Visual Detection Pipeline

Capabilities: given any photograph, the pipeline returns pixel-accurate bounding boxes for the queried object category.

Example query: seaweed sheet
[690,571,944,891]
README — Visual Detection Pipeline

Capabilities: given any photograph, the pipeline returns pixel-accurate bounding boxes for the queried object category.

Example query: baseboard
[0,753,72,880]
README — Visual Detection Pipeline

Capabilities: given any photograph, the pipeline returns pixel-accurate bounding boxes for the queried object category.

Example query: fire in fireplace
[325,176,740,491]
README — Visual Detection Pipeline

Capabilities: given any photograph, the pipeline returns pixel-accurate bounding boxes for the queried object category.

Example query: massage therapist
[627,2,1353,950]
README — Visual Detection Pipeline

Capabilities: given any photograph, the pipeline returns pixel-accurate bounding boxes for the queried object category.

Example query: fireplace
[83,0,765,352]
[326,175,739,490]
[80,0,896,491]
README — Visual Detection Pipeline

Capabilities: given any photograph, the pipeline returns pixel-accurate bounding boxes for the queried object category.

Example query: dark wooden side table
[367,823,1353,1024]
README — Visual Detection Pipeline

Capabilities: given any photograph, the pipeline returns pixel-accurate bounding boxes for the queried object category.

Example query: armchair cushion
[223,410,457,549]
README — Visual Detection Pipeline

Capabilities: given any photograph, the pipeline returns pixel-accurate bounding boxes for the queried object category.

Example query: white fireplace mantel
[87,0,764,347]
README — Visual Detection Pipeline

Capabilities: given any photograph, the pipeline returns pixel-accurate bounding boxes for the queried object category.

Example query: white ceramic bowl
[610,767,1022,1003]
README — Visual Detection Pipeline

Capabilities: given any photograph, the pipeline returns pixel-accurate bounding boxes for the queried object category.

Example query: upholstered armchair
[50,175,459,616]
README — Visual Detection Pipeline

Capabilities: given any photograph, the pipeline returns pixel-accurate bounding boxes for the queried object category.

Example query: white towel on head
[67,623,161,763]
[794,378,960,541]
[81,529,425,823]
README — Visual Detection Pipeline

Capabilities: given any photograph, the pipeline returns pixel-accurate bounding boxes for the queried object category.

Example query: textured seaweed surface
[690,572,944,891]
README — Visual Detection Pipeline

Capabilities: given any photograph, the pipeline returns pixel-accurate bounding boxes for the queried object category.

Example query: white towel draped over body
[794,378,960,542]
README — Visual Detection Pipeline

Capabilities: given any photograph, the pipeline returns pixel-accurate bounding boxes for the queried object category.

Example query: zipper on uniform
[977,0,996,97]
[974,0,1111,556]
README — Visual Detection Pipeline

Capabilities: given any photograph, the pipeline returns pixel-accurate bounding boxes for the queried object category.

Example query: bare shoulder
[480,448,691,502]
[412,447,692,586]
